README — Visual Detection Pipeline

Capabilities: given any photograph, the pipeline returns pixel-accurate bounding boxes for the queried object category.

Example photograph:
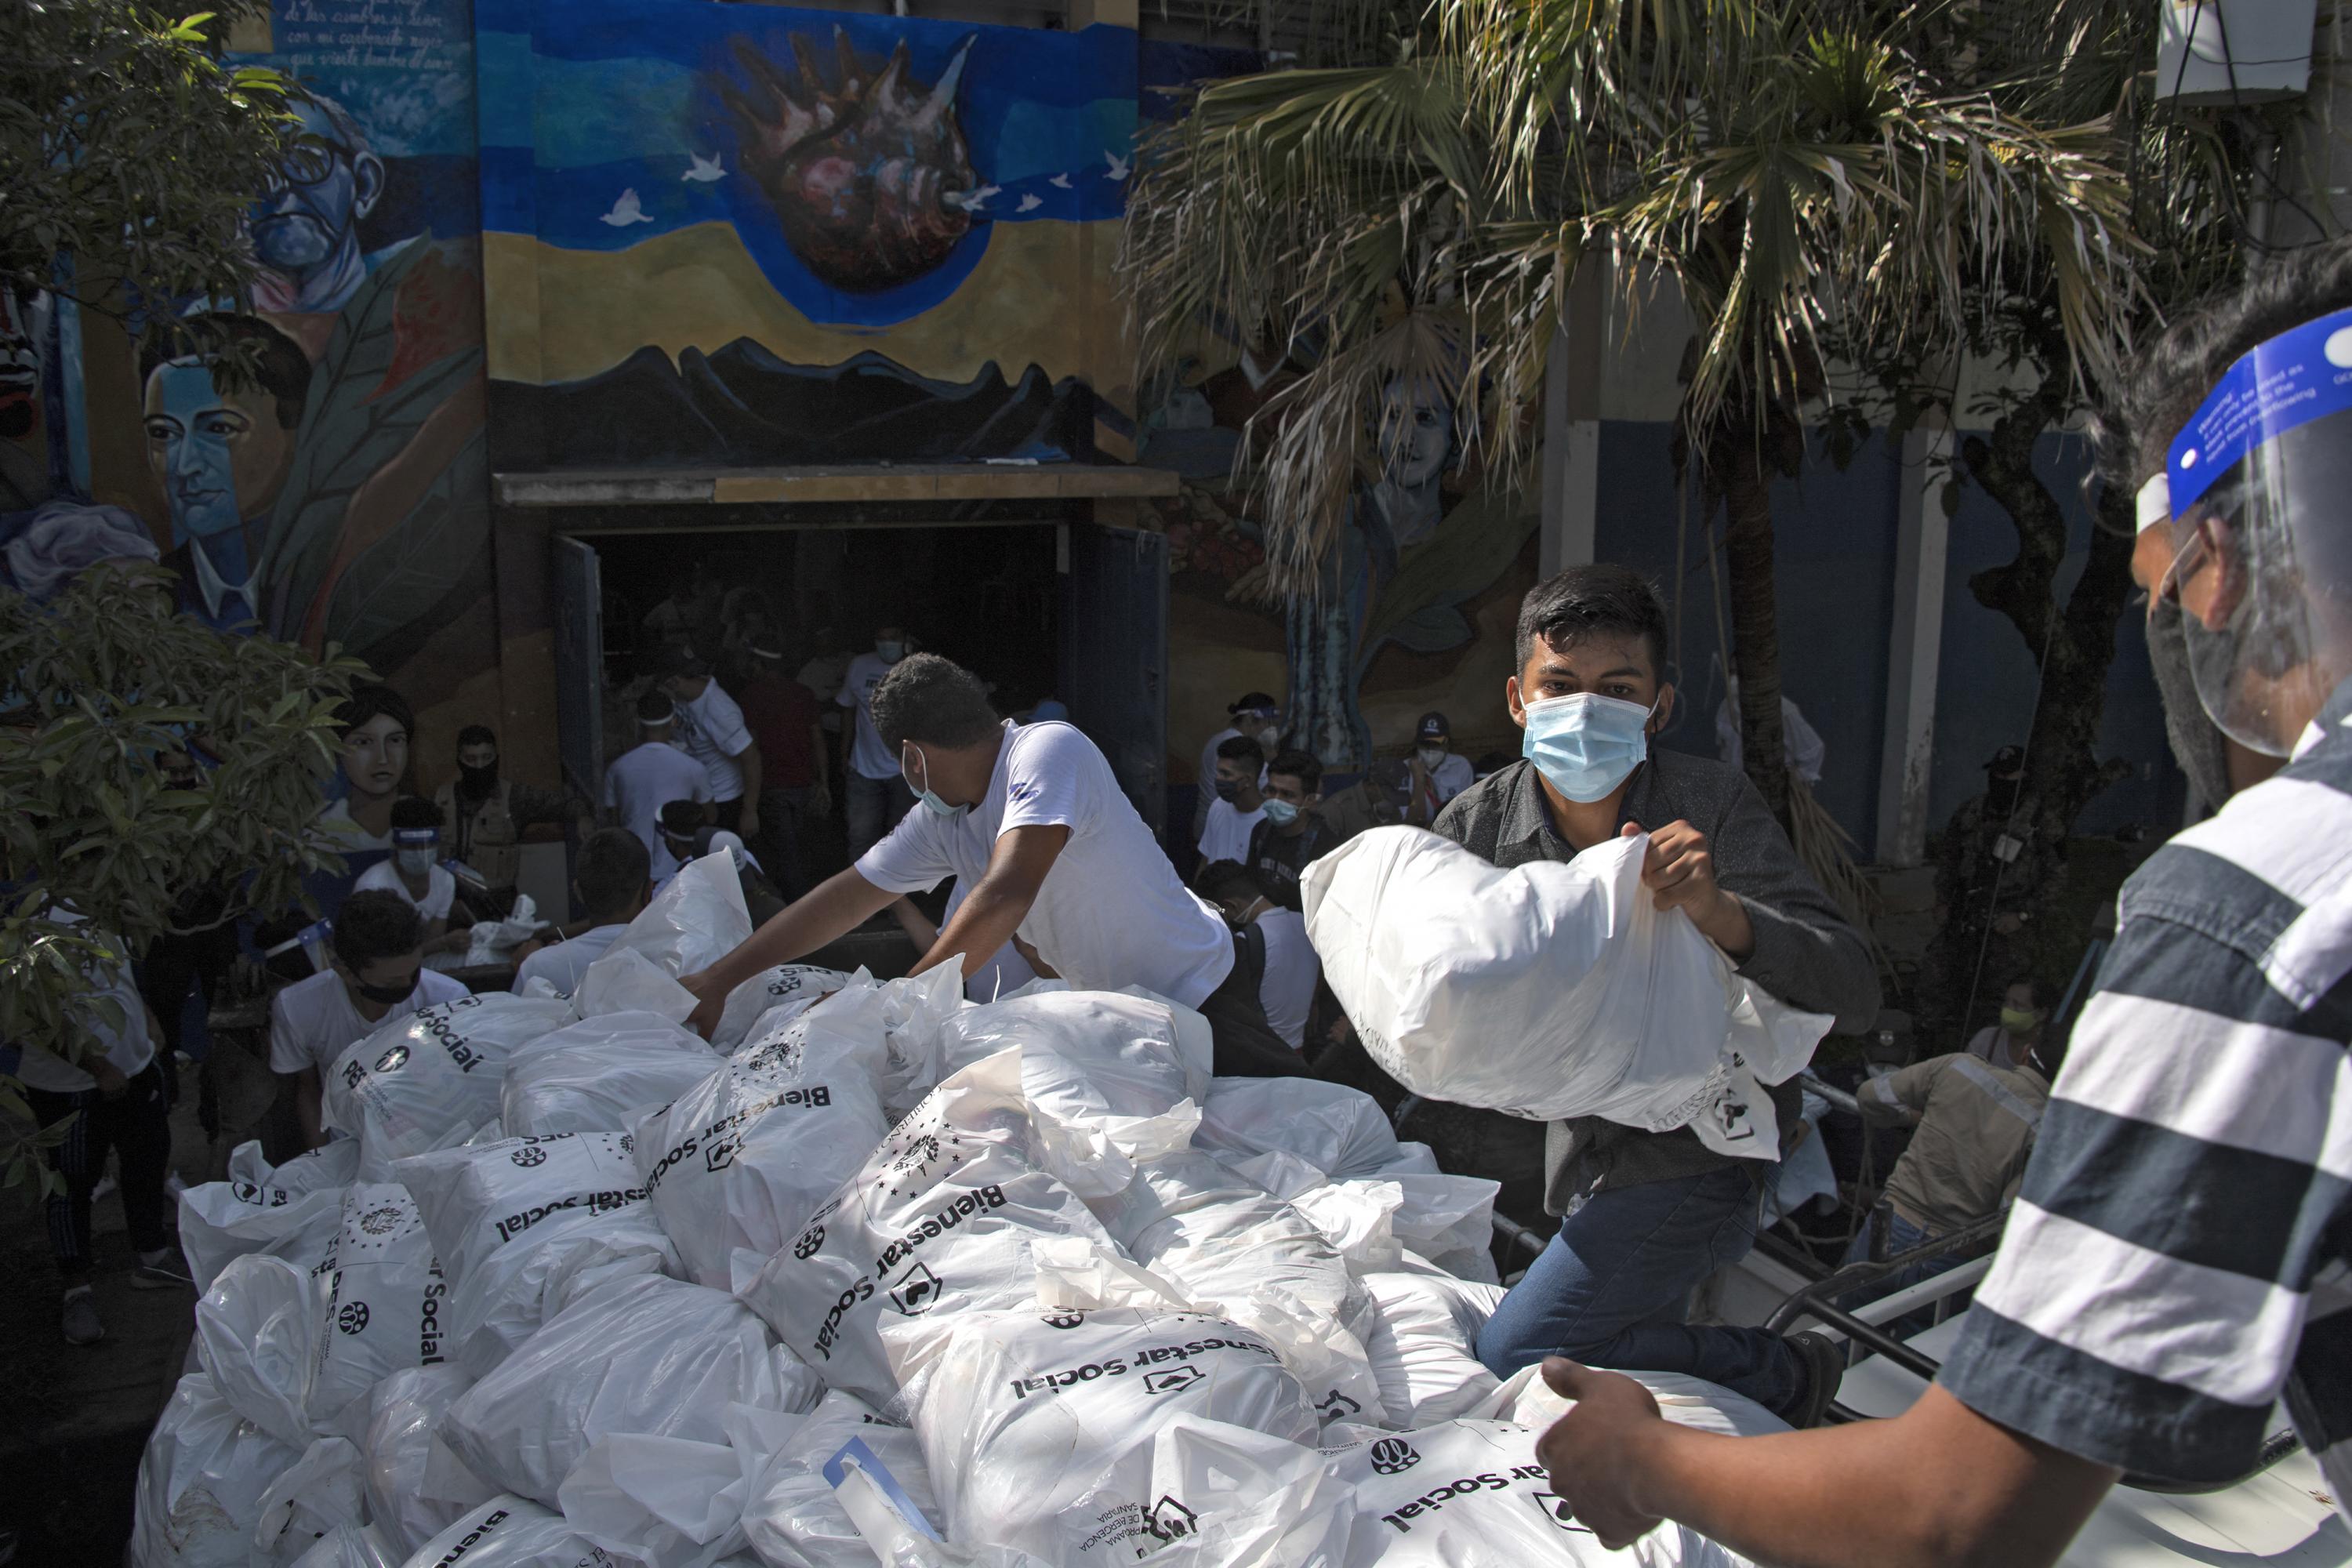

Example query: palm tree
[1123,0,2151,817]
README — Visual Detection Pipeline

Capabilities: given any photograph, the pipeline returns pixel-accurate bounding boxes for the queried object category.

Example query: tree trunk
[1704,403,1806,820]
[1958,325,2136,985]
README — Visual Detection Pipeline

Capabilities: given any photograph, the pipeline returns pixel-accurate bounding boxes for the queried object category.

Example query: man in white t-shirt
[659,648,761,839]
[270,889,469,1149]
[1405,710,1477,825]
[1195,860,1320,1052]
[684,654,1301,1076]
[1197,734,1269,866]
[837,623,919,859]
[513,828,651,998]
[6,911,184,1342]
[889,879,1040,1004]
[350,796,468,960]
[604,689,713,882]
[1194,690,1281,841]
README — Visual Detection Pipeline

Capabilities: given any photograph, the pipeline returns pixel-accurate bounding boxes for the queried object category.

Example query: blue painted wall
[1928,432,2185,839]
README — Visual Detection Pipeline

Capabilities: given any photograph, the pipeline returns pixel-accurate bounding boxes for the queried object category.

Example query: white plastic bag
[884,1306,1319,1565]
[286,1523,398,1568]
[308,1183,447,1428]
[558,1433,750,1568]
[440,1272,817,1507]
[396,1131,680,1376]
[734,1392,942,1568]
[574,946,699,1023]
[394,1497,606,1568]
[935,991,1210,1200]
[1193,1077,1405,1178]
[736,1047,1121,1406]
[599,849,753,980]
[498,1011,720,1136]
[631,1054,889,1290]
[322,994,575,1178]
[178,1138,358,1291]
[1359,1272,1504,1428]
[711,964,852,1054]
[1483,1362,1788,1440]
[194,1253,317,1448]
[1304,828,1833,1156]
[1047,1414,1350,1568]
[130,1372,303,1568]
[252,1435,366,1567]
[361,1365,492,1558]
[1092,1152,1384,1429]
[465,894,541,969]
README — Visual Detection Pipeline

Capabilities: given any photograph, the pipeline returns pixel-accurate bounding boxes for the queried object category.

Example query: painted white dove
[1104,150,1131,182]
[601,188,655,225]
[682,151,724,183]
[1016,193,1043,212]
[946,184,1001,212]
[1048,172,1073,190]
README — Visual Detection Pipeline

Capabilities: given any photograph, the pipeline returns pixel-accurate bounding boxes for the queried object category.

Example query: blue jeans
[1475,1163,1807,1416]
[845,772,916,862]
[1838,1208,1959,1332]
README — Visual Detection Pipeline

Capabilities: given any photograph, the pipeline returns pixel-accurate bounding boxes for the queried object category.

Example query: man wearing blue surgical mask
[1432,564,1882,1430]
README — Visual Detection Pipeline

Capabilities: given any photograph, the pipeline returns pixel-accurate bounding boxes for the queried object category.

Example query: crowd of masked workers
[16,241,2352,1568]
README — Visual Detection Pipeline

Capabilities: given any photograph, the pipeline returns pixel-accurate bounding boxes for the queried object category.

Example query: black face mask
[1986,776,2023,818]
[354,976,417,1005]
[459,760,499,797]
[1214,779,1240,803]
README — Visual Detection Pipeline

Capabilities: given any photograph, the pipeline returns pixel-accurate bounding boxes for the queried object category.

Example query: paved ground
[0,1025,276,1564]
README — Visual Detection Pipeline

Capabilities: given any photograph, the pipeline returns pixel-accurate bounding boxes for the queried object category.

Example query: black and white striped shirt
[1941,678,2352,1499]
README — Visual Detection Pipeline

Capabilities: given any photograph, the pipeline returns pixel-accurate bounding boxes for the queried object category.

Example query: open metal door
[552,535,604,801]
[1059,521,1169,839]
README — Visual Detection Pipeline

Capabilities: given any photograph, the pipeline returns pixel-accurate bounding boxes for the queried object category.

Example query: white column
[1540,263,1606,575]
[1875,424,1952,867]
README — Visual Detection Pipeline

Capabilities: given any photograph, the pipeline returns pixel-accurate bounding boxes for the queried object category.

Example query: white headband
[2136,473,2171,535]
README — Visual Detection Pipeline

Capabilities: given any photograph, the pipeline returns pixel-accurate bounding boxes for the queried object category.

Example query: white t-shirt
[837,652,901,780]
[353,858,456,921]
[671,681,754,802]
[1195,725,1241,835]
[512,924,626,999]
[942,880,1039,1004]
[267,967,470,1079]
[1252,907,1319,1052]
[1417,751,1476,808]
[604,739,712,881]
[856,720,1234,1007]
[8,913,157,1092]
[1197,799,1267,866]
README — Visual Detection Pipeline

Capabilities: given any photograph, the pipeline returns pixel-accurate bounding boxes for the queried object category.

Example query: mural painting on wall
[480,0,1137,470]
[9,0,492,740]
[1146,341,1540,771]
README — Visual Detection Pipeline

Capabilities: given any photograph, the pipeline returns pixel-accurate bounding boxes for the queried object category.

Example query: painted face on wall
[252,101,383,283]
[0,286,40,442]
[1378,379,1450,490]
[339,713,410,803]
[142,360,297,545]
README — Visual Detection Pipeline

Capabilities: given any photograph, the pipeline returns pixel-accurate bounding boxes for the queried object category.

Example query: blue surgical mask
[1521,691,1655,803]
[904,746,968,819]
[1261,797,1301,827]
[877,641,906,663]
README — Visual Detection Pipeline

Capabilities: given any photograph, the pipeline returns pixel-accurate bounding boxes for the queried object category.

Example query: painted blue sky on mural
[477,0,1137,327]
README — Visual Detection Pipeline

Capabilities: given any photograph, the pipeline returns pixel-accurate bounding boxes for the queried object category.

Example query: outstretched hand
[1533,1357,1670,1549]
[680,968,725,1039]
[1621,819,1754,960]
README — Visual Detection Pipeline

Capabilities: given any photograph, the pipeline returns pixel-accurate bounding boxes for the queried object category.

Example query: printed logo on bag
[430,1507,510,1565]
[792,1226,825,1260]
[510,1145,549,1168]
[1715,1096,1755,1142]
[1378,1463,1552,1533]
[375,1044,411,1074]
[1142,1364,1204,1396]
[1142,1496,1197,1543]
[619,1134,634,1155]
[1317,1390,1364,1422]
[887,1261,943,1316]
[232,1180,260,1203]
[1530,1494,1595,1535]
[1041,1312,1086,1330]
[1368,1439,1421,1475]
[337,1301,371,1335]
[703,1135,741,1174]
[359,1205,405,1236]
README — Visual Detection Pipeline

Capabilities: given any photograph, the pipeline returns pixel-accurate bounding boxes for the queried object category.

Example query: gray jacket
[1432,754,1882,1211]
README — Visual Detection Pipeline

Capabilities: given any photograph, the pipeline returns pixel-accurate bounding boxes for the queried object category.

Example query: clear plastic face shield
[2159,307,2352,757]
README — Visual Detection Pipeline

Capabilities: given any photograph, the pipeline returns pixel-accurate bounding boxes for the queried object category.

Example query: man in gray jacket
[1436,564,1882,1426]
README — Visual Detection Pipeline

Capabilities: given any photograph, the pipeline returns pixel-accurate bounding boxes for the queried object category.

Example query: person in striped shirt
[1527,240,2352,1563]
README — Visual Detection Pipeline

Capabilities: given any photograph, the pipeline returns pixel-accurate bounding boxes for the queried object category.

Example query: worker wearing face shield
[1526,244,2352,1568]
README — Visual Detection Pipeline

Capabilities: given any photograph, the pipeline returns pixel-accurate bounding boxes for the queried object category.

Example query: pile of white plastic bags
[137,849,1780,1568]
